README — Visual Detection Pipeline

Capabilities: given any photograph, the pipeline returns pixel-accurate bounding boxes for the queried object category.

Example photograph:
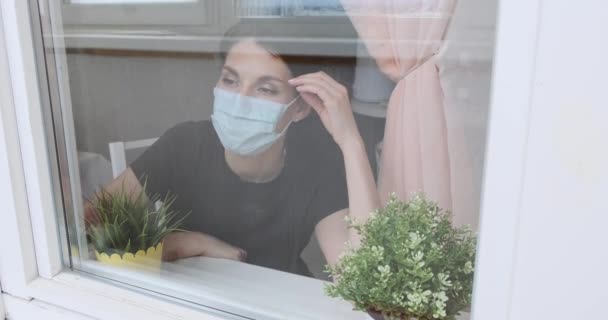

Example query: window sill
[67,256,372,320]
[25,273,230,320]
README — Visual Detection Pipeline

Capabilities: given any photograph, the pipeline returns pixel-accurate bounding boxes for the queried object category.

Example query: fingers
[289,72,349,111]
[294,84,332,115]
[298,91,324,110]
[289,71,348,98]
[204,235,247,262]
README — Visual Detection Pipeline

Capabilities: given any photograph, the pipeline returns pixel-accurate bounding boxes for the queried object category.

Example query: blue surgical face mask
[211,87,300,156]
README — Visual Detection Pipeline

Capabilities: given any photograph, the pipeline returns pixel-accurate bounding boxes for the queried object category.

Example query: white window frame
[0,291,5,317]
[61,0,213,26]
[0,0,541,319]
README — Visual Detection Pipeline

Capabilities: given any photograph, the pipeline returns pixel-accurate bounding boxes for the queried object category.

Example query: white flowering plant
[325,194,476,320]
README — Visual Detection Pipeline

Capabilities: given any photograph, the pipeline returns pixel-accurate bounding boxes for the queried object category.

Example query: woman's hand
[162,231,247,262]
[288,71,362,150]
[290,73,381,264]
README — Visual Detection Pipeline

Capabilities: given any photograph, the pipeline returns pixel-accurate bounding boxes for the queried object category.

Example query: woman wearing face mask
[87,22,379,277]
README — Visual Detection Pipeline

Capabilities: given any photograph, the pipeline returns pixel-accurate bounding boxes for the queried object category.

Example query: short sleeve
[130,124,186,199]
[307,147,349,228]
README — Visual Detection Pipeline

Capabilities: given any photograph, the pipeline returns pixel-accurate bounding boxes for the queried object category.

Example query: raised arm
[288,72,380,266]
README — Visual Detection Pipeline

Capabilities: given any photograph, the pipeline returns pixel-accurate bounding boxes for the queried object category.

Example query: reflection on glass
[234,0,345,17]
[42,0,497,318]
[67,0,195,4]
[84,22,354,277]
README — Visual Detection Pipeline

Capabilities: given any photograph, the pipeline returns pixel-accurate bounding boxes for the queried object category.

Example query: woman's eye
[258,87,278,95]
[221,77,237,86]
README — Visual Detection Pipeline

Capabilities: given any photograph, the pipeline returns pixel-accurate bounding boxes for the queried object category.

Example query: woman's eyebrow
[222,66,238,76]
[223,65,286,84]
[258,75,287,85]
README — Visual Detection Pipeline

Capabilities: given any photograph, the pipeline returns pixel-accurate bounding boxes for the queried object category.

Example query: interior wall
[67,0,498,162]
[67,53,217,161]
[65,0,497,280]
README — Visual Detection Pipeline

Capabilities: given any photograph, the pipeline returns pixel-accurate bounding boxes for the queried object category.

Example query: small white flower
[437,273,452,288]
[433,291,449,303]
[377,264,391,274]
[464,261,474,274]
[412,251,424,262]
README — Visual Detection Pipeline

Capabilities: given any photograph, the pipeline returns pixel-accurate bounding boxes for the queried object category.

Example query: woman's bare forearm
[83,167,144,224]
[340,136,380,248]
[288,71,380,248]
[86,169,246,262]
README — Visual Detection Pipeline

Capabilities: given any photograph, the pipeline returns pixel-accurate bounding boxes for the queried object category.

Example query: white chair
[108,137,158,178]
[109,137,161,209]
[78,151,113,200]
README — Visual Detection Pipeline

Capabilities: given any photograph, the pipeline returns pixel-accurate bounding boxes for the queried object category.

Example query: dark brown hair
[218,20,355,87]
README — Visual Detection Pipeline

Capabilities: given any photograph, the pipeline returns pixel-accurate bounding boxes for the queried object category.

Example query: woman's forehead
[224,40,292,81]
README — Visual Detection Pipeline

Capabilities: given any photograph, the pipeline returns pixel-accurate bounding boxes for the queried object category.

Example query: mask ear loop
[274,95,301,134]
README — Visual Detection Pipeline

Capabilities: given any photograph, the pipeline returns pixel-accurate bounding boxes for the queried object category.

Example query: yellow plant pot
[94,242,163,270]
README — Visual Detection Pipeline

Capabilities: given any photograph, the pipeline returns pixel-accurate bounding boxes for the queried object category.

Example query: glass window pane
[234,0,346,17]
[67,0,195,4]
[38,0,498,318]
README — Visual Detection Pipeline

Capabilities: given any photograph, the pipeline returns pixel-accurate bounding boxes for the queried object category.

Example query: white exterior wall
[474,1,608,319]
[1,0,608,319]
[2,294,91,320]
[508,0,608,318]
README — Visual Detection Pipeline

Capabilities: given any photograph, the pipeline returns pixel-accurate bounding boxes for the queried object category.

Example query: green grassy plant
[86,184,187,255]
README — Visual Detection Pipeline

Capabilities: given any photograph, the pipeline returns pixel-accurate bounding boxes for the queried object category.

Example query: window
[29,0,498,318]
[7,0,608,319]
[68,0,195,3]
[61,0,213,26]
[234,0,346,17]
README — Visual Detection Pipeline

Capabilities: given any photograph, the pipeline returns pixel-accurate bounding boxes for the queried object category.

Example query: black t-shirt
[130,116,348,276]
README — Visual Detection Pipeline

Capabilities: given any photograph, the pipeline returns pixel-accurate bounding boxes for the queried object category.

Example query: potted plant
[85,185,187,270]
[325,194,476,320]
